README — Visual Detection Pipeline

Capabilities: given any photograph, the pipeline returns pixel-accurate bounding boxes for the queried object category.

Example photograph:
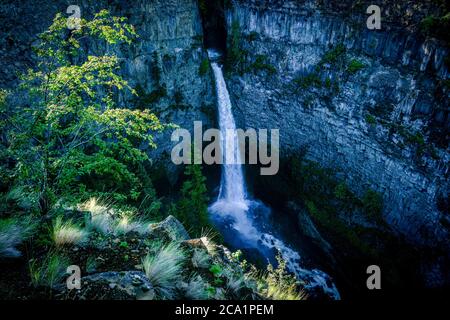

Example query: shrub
[136,164,162,220]
[52,216,89,247]
[142,242,186,299]
[174,164,210,237]
[320,44,346,65]
[199,58,210,76]
[0,217,36,258]
[407,132,425,146]
[226,20,246,73]
[257,254,305,300]
[294,72,322,90]
[361,189,383,220]
[420,16,440,34]
[365,114,377,125]
[209,264,223,277]
[249,55,276,75]
[347,59,365,74]
[334,182,352,201]
[29,251,70,288]
[419,13,450,41]
[5,11,165,210]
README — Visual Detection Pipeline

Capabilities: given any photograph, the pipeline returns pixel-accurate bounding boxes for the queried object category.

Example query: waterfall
[211,62,247,207]
[207,50,340,300]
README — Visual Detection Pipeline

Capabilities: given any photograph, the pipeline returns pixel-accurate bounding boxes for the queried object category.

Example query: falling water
[207,50,340,300]
[211,61,247,206]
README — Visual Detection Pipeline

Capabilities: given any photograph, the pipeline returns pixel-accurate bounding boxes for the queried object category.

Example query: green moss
[320,44,346,65]
[334,182,352,201]
[407,132,425,146]
[246,31,259,42]
[347,59,365,74]
[199,58,210,76]
[248,54,276,75]
[361,189,383,221]
[365,114,376,125]
[293,72,322,90]
[305,200,376,256]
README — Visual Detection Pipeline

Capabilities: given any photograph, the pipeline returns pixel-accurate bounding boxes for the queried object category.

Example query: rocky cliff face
[224,0,449,251]
[1,0,449,288]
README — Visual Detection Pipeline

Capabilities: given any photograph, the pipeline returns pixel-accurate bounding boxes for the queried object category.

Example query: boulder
[58,271,154,300]
[150,215,190,241]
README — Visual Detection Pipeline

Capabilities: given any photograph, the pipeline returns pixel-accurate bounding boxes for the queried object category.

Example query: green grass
[52,216,89,247]
[184,274,210,300]
[114,214,152,235]
[142,242,186,299]
[0,217,36,258]
[191,249,210,268]
[29,251,70,288]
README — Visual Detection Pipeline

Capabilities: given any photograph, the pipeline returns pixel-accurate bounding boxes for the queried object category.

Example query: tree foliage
[1,10,166,211]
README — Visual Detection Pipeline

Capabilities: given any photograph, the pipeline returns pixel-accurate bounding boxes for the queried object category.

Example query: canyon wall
[1,0,449,281]
[225,0,449,251]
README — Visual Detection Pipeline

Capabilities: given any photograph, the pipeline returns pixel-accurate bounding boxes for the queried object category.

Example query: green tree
[175,164,209,237]
[1,10,165,212]
[226,20,245,74]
